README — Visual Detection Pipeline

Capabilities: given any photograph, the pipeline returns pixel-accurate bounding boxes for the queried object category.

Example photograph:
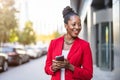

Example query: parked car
[37,44,48,56]
[0,51,8,72]
[1,46,30,65]
[41,46,48,55]
[25,47,42,59]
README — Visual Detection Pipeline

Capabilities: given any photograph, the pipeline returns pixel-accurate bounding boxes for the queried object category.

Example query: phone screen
[55,55,64,61]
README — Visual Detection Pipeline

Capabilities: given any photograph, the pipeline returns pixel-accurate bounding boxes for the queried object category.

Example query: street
[0,54,115,80]
[0,55,50,80]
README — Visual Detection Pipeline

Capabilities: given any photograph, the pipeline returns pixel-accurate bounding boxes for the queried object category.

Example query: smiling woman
[44,6,93,80]
[15,0,70,35]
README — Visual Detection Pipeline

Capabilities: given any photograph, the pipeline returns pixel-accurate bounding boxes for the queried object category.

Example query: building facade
[70,0,120,79]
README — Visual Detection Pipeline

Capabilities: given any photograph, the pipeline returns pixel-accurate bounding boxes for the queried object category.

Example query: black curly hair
[62,6,78,24]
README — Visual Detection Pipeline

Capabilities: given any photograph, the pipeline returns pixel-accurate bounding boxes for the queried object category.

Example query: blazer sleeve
[44,40,55,75]
[73,43,93,80]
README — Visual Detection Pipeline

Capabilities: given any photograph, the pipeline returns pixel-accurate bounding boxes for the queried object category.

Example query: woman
[44,6,93,80]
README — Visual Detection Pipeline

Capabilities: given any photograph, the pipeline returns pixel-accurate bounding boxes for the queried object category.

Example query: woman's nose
[75,25,81,29]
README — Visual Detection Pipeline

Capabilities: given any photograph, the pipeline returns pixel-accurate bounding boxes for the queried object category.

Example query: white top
[61,50,69,80]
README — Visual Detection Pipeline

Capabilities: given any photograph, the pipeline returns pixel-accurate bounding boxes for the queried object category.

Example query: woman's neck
[64,34,75,45]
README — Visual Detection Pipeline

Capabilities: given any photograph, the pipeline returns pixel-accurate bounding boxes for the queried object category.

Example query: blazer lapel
[67,37,80,60]
[55,36,64,56]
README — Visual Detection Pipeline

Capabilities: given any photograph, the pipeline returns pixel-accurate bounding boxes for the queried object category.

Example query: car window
[1,47,14,53]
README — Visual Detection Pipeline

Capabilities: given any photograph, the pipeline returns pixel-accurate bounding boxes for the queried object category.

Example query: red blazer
[44,36,93,80]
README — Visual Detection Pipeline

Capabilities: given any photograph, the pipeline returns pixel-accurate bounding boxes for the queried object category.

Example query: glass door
[96,22,114,71]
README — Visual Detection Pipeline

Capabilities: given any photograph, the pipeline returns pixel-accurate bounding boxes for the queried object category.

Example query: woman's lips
[73,30,79,35]
[73,29,79,33]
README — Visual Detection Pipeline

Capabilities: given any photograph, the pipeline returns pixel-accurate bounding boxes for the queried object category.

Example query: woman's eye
[72,24,75,26]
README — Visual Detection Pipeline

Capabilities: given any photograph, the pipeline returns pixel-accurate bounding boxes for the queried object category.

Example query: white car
[26,49,38,58]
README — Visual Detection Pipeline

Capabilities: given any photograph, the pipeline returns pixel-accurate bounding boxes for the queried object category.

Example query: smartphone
[55,55,64,61]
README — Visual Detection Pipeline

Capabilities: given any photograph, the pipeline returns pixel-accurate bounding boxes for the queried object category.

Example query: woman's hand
[64,59,74,71]
[51,60,64,72]
[51,59,74,72]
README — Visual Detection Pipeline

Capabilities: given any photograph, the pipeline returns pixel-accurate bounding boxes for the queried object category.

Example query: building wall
[70,0,120,74]
[112,0,120,79]
[93,8,113,70]
[93,9,112,24]
[113,0,120,67]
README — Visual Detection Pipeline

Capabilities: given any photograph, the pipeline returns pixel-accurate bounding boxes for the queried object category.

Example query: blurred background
[0,0,120,80]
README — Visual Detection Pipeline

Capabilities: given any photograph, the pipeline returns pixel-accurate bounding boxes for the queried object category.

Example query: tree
[0,0,18,44]
[52,31,61,38]
[18,20,36,45]
[9,28,19,42]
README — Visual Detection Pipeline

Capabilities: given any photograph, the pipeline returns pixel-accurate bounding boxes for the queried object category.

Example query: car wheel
[2,61,8,71]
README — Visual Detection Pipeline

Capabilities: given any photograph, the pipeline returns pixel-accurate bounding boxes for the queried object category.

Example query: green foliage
[18,20,36,45]
[9,28,19,42]
[0,0,18,43]
[52,31,61,38]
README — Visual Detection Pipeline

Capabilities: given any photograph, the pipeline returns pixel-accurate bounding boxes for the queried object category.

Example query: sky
[15,0,70,35]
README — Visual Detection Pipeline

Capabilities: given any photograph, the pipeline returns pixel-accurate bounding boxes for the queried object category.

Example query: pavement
[92,65,120,80]
[92,65,113,80]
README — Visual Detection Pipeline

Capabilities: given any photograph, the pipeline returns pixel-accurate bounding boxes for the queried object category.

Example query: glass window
[96,22,114,71]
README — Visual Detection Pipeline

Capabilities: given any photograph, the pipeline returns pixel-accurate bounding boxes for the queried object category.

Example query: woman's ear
[64,24,68,29]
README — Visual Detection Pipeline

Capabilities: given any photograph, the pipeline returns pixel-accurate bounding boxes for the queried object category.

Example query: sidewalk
[92,65,114,80]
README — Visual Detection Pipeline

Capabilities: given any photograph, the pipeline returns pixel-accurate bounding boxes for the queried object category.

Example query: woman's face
[65,15,81,38]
